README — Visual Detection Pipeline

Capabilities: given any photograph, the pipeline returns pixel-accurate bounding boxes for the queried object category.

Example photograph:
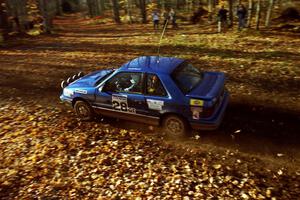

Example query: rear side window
[172,62,203,94]
[146,74,167,97]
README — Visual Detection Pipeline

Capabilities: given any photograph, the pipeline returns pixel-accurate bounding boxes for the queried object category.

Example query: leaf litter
[0,100,299,199]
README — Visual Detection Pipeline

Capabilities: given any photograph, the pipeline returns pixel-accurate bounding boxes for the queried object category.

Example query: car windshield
[172,62,203,94]
[94,69,114,86]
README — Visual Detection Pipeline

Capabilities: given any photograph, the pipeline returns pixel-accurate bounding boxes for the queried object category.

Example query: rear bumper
[190,91,229,130]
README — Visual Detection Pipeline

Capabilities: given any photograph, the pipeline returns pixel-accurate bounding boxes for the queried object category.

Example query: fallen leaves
[0,100,299,199]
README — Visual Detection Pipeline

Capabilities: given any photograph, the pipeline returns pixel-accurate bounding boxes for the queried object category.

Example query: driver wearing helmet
[124,74,140,92]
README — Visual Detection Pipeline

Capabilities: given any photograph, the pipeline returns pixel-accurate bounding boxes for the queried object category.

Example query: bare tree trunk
[228,0,233,27]
[38,0,52,33]
[247,0,253,28]
[161,0,165,10]
[255,0,261,30]
[208,0,213,22]
[0,0,9,39]
[87,0,97,17]
[185,0,192,12]
[265,0,274,27]
[100,0,105,10]
[0,1,9,29]
[195,0,200,8]
[95,0,101,15]
[139,0,147,23]
[56,0,62,15]
[126,0,133,23]
[98,0,104,15]
[175,0,180,9]
[111,0,121,23]
[10,0,27,33]
[87,0,94,17]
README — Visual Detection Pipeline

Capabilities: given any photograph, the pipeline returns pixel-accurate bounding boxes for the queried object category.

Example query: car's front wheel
[74,100,94,121]
[163,115,189,138]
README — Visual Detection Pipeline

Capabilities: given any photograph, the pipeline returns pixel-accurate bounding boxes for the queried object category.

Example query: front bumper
[60,95,73,105]
[190,91,229,130]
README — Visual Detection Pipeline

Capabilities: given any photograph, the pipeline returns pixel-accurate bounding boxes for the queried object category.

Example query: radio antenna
[157,19,168,60]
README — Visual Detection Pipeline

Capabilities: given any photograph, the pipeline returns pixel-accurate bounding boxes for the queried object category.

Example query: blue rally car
[60,56,229,137]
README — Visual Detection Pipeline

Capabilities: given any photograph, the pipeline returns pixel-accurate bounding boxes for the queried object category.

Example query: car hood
[186,72,225,100]
[68,69,112,88]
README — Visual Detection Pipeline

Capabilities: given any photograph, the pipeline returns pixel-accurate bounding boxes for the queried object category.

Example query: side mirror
[98,85,104,93]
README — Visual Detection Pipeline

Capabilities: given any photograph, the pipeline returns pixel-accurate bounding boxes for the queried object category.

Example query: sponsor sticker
[75,89,88,94]
[147,99,164,111]
[190,99,204,107]
[191,107,203,120]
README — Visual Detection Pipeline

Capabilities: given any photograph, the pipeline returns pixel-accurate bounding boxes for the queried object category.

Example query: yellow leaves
[1,180,11,186]
[213,164,222,169]
[2,125,11,130]
[277,169,283,175]
[26,29,42,36]
[0,100,297,198]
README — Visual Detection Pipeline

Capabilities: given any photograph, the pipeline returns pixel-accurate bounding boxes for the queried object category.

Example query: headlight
[63,88,74,97]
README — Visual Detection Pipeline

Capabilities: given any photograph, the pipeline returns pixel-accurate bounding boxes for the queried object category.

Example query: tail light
[201,90,224,118]
[201,106,215,118]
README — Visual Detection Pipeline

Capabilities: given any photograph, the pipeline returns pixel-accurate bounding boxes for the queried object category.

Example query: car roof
[119,56,185,74]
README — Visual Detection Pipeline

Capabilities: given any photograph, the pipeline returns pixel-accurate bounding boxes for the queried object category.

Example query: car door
[144,73,170,117]
[94,72,149,121]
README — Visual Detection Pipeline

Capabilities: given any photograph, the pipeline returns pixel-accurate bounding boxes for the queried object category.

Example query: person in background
[217,6,228,33]
[152,10,160,30]
[162,9,169,28]
[237,4,247,31]
[169,8,178,29]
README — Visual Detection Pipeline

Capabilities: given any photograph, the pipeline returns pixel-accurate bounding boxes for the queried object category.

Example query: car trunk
[186,72,225,118]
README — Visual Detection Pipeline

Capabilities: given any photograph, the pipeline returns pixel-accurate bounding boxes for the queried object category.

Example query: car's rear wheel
[74,101,94,121]
[163,115,188,138]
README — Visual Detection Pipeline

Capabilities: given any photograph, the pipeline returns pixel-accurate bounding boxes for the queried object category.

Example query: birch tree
[247,0,253,27]
[208,0,213,21]
[265,0,274,27]
[255,0,261,30]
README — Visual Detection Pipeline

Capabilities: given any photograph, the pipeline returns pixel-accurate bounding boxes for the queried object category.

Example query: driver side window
[104,72,143,94]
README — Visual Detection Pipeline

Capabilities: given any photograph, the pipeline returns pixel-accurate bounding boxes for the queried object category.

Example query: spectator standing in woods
[237,4,247,31]
[152,10,160,30]
[217,6,228,33]
[162,9,169,28]
[169,8,178,28]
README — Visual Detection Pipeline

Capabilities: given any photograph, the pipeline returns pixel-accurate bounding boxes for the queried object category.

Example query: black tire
[74,101,94,121]
[163,115,188,138]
